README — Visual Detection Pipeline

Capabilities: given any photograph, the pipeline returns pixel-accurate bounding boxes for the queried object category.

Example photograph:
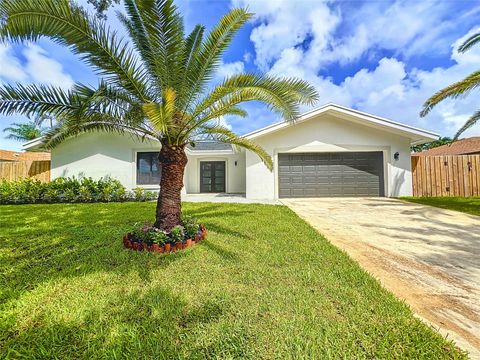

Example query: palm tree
[3,121,43,141]
[0,0,318,230]
[420,30,480,138]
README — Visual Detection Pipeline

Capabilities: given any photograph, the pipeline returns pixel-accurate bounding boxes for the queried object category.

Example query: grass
[401,196,480,217]
[0,202,466,359]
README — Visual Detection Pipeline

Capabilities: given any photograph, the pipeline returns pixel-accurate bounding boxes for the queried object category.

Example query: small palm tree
[420,30,480,138]
[3,121,43,141]
[0,0,318,230]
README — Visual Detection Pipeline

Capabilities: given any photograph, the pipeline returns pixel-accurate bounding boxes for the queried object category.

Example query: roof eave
[244,104,439,144]
[22,137,45,151]
[185,149,235,155]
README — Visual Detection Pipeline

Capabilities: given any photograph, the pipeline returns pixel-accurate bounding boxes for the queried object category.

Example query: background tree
[3,121,43,142]
[86,0,119,18]
[0,0,318,231]
[411,136,452,153]
[420,30,480,138]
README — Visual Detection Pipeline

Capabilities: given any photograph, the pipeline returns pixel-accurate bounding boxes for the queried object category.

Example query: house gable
[245,104,438,145]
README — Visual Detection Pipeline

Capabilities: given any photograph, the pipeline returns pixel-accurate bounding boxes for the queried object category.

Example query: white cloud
[0,43,74,89]
[23,44,74,89]
[0,44,28,82]
[243,52,252,63]
[215,115,233,130]
[263,31,480,137]
[231,0,480,137]
[233,0,340,71]
[215,60,245,81]
[233,0,472,71]
[335,35,480,137]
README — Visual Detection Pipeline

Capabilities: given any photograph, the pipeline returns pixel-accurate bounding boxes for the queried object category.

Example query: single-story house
[23,104,438,199]
[414,136,480,156]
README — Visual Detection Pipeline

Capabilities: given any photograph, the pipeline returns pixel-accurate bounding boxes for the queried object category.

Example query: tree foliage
[420,30,480,139]
[411,137,452,153]
[86,0,119,18]
[3,121,43,141]
[0,0,318,171]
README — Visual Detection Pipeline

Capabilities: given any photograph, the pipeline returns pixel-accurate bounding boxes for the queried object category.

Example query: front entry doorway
[200,161,226,193]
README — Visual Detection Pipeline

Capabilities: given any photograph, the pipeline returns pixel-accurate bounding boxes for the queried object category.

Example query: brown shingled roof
[414,137,480,156]
[0,149,50,162]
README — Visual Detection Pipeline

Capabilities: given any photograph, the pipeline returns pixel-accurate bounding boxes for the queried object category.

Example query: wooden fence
[411,155,480,197]
[0,160,51,182]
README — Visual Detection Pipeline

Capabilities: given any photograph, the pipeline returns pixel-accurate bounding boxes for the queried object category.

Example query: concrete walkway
[282,197,480,359]
[182,193,279,205]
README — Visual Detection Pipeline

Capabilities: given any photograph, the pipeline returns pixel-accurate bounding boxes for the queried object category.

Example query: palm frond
[116,3,161,96]
[454,109,480,139]
[177,105,247,143]
[119,0,184,94]
[176,24,205,109]
[156,0,185,89]
[143,87,177,137]
[180,8,252,113]
[42,115,155,148]
[0,83,79,118]
[199,125,273,171]
[420,71,480,117]
[0,0,150,101]
[72,81,143,124]
[458,31,480,53]
[193,73,318,122]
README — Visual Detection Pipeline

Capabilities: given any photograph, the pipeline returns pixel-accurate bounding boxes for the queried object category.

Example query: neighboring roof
[0,149,50,162]
[414,137,480,156]
[244,103,439,145]
[187,141,232,152]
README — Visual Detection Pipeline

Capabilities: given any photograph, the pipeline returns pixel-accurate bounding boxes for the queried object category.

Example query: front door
[200,161,226,193]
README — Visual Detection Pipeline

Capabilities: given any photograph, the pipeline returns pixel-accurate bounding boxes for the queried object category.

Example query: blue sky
[1,0,480,151]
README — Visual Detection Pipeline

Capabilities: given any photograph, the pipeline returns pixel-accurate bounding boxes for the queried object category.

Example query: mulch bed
[122,225,207,253]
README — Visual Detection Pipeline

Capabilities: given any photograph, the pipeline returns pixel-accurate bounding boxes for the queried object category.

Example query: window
[136,152,161,185]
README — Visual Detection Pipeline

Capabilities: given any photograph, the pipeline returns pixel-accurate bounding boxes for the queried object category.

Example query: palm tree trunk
[154,144,188,231]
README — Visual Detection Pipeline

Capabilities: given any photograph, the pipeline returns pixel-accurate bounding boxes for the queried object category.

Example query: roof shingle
[0,149,51,162]
[187,141,232,151]
[414,137,480,156]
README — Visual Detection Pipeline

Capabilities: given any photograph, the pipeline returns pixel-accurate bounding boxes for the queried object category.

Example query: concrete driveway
[282,197,480,358]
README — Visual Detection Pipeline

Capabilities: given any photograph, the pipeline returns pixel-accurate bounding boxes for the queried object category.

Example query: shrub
[182,215,199,239]
[151,230,168,245]
[169,225,185,244]
[130,187,157,202]
[0,177,157,204]
[126,219,201,246]
[131,223,155,244]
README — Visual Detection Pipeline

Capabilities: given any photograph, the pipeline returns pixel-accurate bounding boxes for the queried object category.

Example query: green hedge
[0,177,158,204]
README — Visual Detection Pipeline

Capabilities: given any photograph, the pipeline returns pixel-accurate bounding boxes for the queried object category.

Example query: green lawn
[401,196,480,216]
[0,202,465,359]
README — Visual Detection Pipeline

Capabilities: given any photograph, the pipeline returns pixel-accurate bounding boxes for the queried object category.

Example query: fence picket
[411,155,480,197]
[0,160,50,182]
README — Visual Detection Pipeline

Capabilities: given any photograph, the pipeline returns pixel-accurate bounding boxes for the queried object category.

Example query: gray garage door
[278,152,384,198]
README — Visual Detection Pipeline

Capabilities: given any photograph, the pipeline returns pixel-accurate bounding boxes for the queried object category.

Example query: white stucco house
[23,104,438,199]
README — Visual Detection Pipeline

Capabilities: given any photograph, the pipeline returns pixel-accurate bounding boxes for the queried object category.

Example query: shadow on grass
[0,203,193,303]
[200,240,240,262]
[0,201,257,305]
[0,284,216,358]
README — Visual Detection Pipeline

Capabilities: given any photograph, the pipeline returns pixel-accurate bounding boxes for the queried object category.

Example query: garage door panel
[278,152,384,198]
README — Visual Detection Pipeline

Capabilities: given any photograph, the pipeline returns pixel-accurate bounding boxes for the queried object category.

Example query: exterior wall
[51,132,159,190]
[51,132,246,193]
[246,115,413,200]
[184,151,246,194]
